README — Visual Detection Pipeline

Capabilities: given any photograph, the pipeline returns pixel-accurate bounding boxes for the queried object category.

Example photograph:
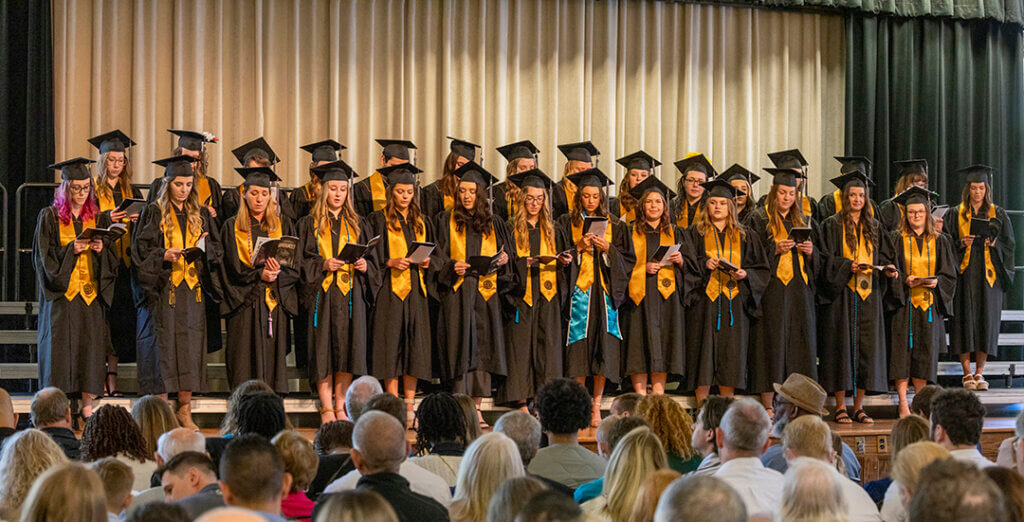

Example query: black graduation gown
[132,203,222,394]
[364,210,436,381]
[419,180,450,221]
[943,205,1016,356]
[816,190,880,222]
[33,207,116,397]
[352,172,388,217]
[556,214,634,382]
[492,182,519,223]
[551,180,574,219]
[219,216,300,394]
[889,231,957,382]
[878,199,904,232]
[296,213,373,387]
[287,184,318,369]
[289,184,317,221]
[495,222,569,404]
[682,225,769,390]
[671,196,705,229]
[97,183,145,362]
[745,208,822,393]
[220,186,242,226]
[608,197,638,225]
[816,215,898,394]
[434,211,513,396]
[620,223,688,378]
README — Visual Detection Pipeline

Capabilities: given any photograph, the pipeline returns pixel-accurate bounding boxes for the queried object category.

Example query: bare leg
[333,372,352,420]
[473,397,488,428]
[959,352,973,376]
[911,378,927,393]
[630,374,648,395]
[81,394,95,418]
[157,393,169,401]
[402,376,417,426]
[976,352,988,374]
[591,376,606,427]
[760,392,774,411]
[176,391,197,430]
[896,379,911,418]
[834,391,851,423]
[853,389,872,423]
[695,386,711,405]
[385,378,399,396]
[316,377,337,424]
[651,373,667,395]
[105,355,118,395]
[719,385,734,397]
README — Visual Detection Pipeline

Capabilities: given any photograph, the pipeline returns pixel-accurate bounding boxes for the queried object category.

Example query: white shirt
[834,468,882,522]
[323,460,453,507]
[688,452,721,477]
[996,437,1018,470]
[950,448,996,468]
[713,457,784,518]
[879,480,906,522]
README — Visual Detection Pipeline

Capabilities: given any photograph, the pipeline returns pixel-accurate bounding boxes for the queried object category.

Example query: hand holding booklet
[113,198,146,216]
[76,223,127,242]
[930,205,948,221]
[717,258,740,273]
[582,216,608,238]
[650,244,681,264]
[467,247,504,275]
[969,218,999,239]
[405,242,435,264]
[334,235,381,264]
[788,227,811,243]
[181,235,206,264]
[251,236,299,268]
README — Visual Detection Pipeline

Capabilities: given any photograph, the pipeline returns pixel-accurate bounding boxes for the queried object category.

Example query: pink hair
[53,181,99,225]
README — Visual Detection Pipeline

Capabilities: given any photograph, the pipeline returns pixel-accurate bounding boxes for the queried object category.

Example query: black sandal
[105,372,124,398]
[853,409,875,424]
[833,409,853,424]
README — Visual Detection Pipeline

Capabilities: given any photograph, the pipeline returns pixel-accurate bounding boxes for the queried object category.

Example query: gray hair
[30,387,70,428]
[654,475,746,522]
[345,376,383,423]
[352,411,406,474]
[157,428,206,462]
[779,458,849,522]
[720,398,771,454]
[493,410,542,465]
[1015,410,1024,438]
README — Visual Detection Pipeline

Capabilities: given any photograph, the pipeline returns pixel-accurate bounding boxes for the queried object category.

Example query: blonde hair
[635,395,697,459]
[512,185,556,255]
[600,427,668,522]
[892,441,951,495]
[891,415,930,455]
[779,457,849,522]
[272,430,319,493]
[131,395,180,457]
[89,458,134,512]
[314,489,399,522]
[304,161,322,200]
[627,468,680,522]
[93,151,133,202]
[0,429,69,521]
[695,196,745,240]
[503,158,526,216]
[18,462,107,522]
[485,476,548,522]
[236,185,281,234]
[450,432,525,522]
[781,416,833,461]
[158,174,203,239]
[766,183,807,237]
[311,179,360,239]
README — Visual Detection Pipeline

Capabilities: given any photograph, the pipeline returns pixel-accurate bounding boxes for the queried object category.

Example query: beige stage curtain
[52,0,844,199]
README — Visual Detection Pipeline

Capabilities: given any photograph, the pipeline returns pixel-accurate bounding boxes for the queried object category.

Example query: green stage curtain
[691,0,1024,26]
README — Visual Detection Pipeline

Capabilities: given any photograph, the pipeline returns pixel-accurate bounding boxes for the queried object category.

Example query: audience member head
[608,416,650,452]
[930,389,986,449]
[910,384,943,419]
[891,441,950,503]
[536,378,592,437]
[125,502,191,522]
[30,386,71,429]
[160,451,218,502]
[778,457,849,522]
[891,414,930,455]
[636,395,698,460]
[82,404,151,463]
[654,475,746,522]
[351,411,409,475]
[90,458,134,515]
[831,431,847,477]
[156,427,206,466]
[344,376,383,423]
[363,393,408,429]
[314,420,354,456]
[514,490,583,522]
[0,387,18,429]
[236,392,287,440]
[716,398,771,460]
[691,395,734,458]
[454,393,483,444]
[414,392,467,454]
[451,432,525,522]
[494,410,542,466]
[985,466,1024,522]
[314,489,399,522]
[131,395,180,459]
[908,457,1006,521]
[220,380,275,436]
[195,506,267,522]
[219,434,290,514]
[272,430,318,494]
[628,468,681,522]
[595,414,620,458]
[486,476,547,522]
[601,427,668,522]
[19,462,107,522]
[771,373,828,438]
[0,429,68,521]
[781,415,833,463]
[611,393,642,417]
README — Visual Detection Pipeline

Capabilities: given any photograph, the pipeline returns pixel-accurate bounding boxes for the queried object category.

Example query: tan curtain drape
[52,0,844,199]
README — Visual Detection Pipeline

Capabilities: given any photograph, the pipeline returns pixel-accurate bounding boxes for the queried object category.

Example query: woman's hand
[922,277,938,288]
[796,241,813,255]
[906,275,920,288]
[324,258,345,272]
[576,234,593,254]
[387,258,411,270]
[884,264,899,278]
[591,235,610,253]
[962,235,975,248]
[74,240,90,254]
[496,251,509,266]
[419,258,430,269]
[775,239,795,255]
[89,239,103,253]
[110,209,127,222]
[668,252,684,267]
[353,258,367,273]
[163,248,182,262]
[454,261,470,276]
[557,252,573,266]
[205,205,218,218]
[261,266,280,282]
[646,262,661,274]
[731,268,747,281]
[705,257,720,271]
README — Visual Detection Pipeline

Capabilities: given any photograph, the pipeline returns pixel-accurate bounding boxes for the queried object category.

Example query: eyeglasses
[106,157,126,165]
[684,177,705,185]
[68,185,91,194]
[524,196,545,204]
[906,210,927,216]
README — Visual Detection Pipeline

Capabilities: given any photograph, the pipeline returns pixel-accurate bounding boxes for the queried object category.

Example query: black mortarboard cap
[566,167,613,188]
[617,150,661,172]
[767,149,808,170]
[956,164,995,184]
[232,137,279,166]
[673,154,717,178]
[378,163,423,186]
[375,139,416,161]
[508,168,553,190]
[311,160,357,183]
[829,169,873,190]
[447,137,478,162]
[701,179,739,199]
[719,164,760,185]
[892,185,938,207]
[49,157,96,181]
[834,156,873,176]
[763,167,806,188]
[453,160,498,189]
[496,140,539,162]
[153,155,197,179]
[301,139,345,163]
[628,175,676,201]
[88,130,135,154]
[557,141,600,163]
[167,129,210,152]
[236,166,282,188]
[893,159,928,177]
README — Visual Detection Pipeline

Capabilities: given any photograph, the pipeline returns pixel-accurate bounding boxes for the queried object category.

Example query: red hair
[53,180,99,225]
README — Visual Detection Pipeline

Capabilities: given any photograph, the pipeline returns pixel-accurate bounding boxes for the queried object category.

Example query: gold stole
[370,172,387,212]
[516,225,557,306]
[450,214,498,301]
[629,224,676,304]
[619,200,636,224]
[163,210,201,305]
[842,224,873,300]
[904,234,936,310]
[234,217,282,311]
[571,218,614,293]
[676,200,701,228]
[389,216,427,300]
[957,203,998,287]
[317,216,354,295]
[58,214,98,305]
[195,176,212,205]
[563,179,578,213]
[704,227,741,300]
[801,195,812,216]
[94,179,133,266]
[770,216,808,286]
[832,190,874,217]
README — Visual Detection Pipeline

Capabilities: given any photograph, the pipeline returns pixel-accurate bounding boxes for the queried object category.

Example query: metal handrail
[14,183,58,301]
[0,182,8,300]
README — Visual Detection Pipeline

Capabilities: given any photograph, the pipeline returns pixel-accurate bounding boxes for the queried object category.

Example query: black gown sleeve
[739,225,770,316]
[273,219,300,316]
[992,206,1016,290]
[131,203,171,302]
[605,218,635,308]
[32,207,78,301]
[935,233,959,317]
[434,211,458,290]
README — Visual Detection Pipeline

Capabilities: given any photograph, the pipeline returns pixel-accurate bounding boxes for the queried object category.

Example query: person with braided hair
[408,392,467,489]
[81,404,156,491]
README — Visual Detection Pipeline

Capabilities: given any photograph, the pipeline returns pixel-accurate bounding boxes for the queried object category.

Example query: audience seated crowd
[0,372,1022,522]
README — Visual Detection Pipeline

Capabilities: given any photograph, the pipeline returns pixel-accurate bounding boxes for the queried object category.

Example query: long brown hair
[440,152,462,203]
[570,185,609,227]
[503,158,528,212]
[512,187,555,253]
[637,190,672,235]
[93,151,133,202]
[453,184,493,235]
[158,176,202,238]
[765,184,807,237]
[311,180,360,239]
[894,172,928,194]
[304,161,322,201]
[695,197,745,240]
[840,187,877,252]
[385,183,425,235]
[960,181,993,220]
[236,186,281,234]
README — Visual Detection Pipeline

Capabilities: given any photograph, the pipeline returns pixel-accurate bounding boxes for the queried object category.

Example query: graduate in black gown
[556,168,633,426]
[878,160,933,232]
[746,168,822,414]
[147,130,224,224]
[672,154,714,229]
[420,139,472,221]
[219,167,299,395]
[364,164,434,425]
[435,161,513,426]
[817,170,899,425]
[551,141,598,219]
[492,140,540,223]
[682,180,768,404]
[497,168,571,408]
[888,186,956,416]
[353,139,415,217]
[290,140,346,220]
[34,158,116,418]
[295,160,372,424]
[88,130,143,396]
[943,165,1016,391]
[718,164,759,224]
[817,156,880,221]
[132,155,222,429]
[621,176,687,396]
[756,149,818,222]
[609,151,659,226]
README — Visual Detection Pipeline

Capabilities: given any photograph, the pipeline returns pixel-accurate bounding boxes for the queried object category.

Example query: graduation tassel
[853,298,858,398]
[909,307,914,350]
[313,289,321,328]
[729,298,734,327]
[716,295,722,331]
